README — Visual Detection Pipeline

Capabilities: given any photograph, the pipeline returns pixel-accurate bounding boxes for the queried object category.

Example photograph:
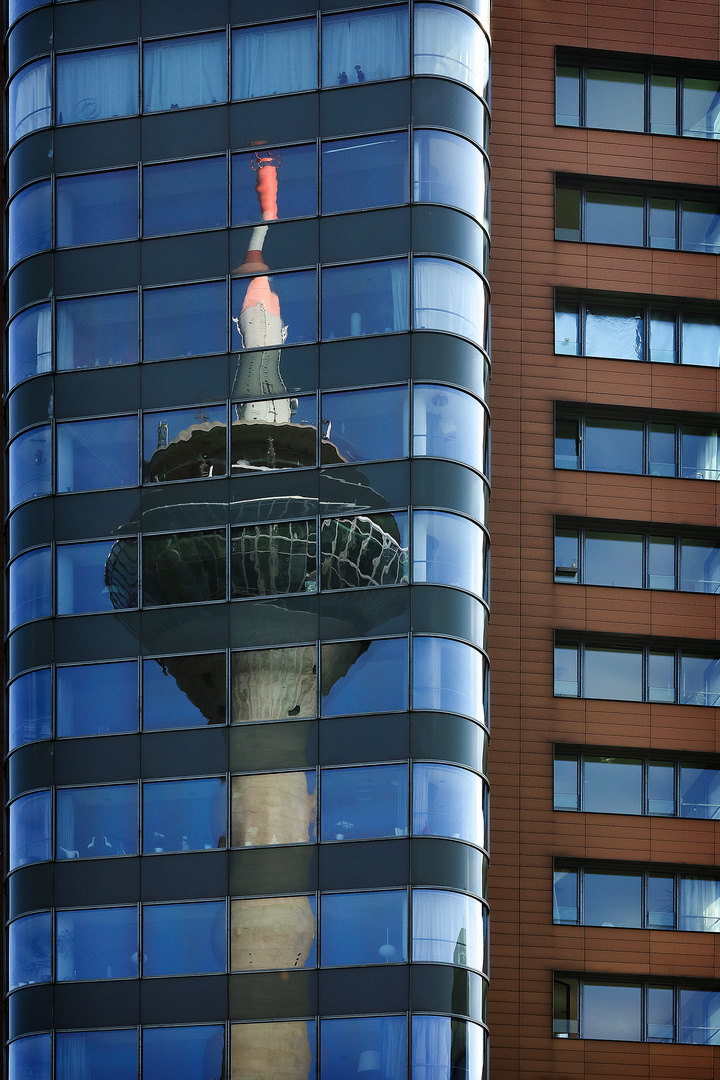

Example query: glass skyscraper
[5,2,490,1077]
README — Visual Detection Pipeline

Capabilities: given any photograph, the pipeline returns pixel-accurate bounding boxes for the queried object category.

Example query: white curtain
[144,34,226,111]
[233,21,316,99]
[391,262,409,331]
[56,1035,91,1080]
[414,4,487,94]
[414,258,486,344]
[56,47,138,124]
[412,1016,454,1080]
[322,8,408,86]
[8,59,51,145]
[680,876,720,931]
[413,129,484,222]
[413,890,479,969]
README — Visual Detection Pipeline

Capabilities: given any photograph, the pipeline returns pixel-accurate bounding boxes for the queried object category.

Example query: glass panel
[232,145,316,224]
[555,416,580,469]
[412,1015,484,1080]
[680,538,720,593]
[323,132,408,213]
[231,896,316,970]
[232,20,317,99]
[554,527,579,581]
[413,385,485,470]
[648,760,675,815]
[56,45,138,124]
[322,386,408,463]
[9,59,51,146]
[323,6,408,86]
[322,260,408,339]
[56,1031,138,1080]
[57,169,137,246]
[57,661,137,737]
[144,157,226,236]
[414,3,487,94]
[143,1028,225,1080]
[583,870,642,927]
[144,405,227,482]
[680,988,720,1044]
[143,902,226,976]
[680,653,720,706]
[647,642,674,697]
[584,645,643,700]
[553,753,579,810]
[584,530,642,587]
[555,302,580,354]
[649,311,676,363]
[681,424,720,479]
[553,867,578,922]
[414,130,487,226]
[9,548,51,628]
[680,764,720,819]
[649,423,676,476]
[57,416,138,492]
[586,191,644,246]
[649,197,677,249]
[586,68,644,131]
[647,985,675,1042]
[679,876,720,932]
[683,78,720,138]
[321,638,408,715]
[647,873,675,928]
[9,913,51,990]
[412,763,485,847]
[556,64,580,125]
[231,1022,315,1080]
[56,907,137,981]
[144,34,227,112]
[650,74,677,135]
[553,976,579,1038]
[9,669,51,749]
[9,791,51,869]
[554,643,579,696]
[10,0,47,22]
[232,520,317,596]
[413,889,484,971]
[584,757,642,814]
[682,200,720,254]
[321,890,407,965]
[58,539,136,614]
[682,316,720,367]
[413,510,484,594]
[582,983,642,1041]
[142,530,225,606]
[144,281,226,360]
[231,646,316,724]
[584,418,643,473]
[555,186,581,240]
[413,637,484,720]
[231,772,316,846]
[143,778,226,853]
[231,393,316,473]
[8,181,51,266]
[414,257,487,345]
[8,426,51,508]
[8,1036,51,1080]
[144,653,226,729]
[321,1017,406,1080]
[56,785,137,859]
[321,764,408,841]
[585,306,643,360]
[8,304,52,386]
[232,270,317,347]
[321,511,408,590]
[57,292,138,370]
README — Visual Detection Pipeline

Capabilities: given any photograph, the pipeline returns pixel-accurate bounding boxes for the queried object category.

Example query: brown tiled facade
[490,0,720,1075]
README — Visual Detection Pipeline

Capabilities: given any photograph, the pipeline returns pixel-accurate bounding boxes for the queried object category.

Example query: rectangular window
[322,6,409,87]
[56,292,138,370]
[56,169,137,247]
[56,45,138,125]
[143,33,227,112]
[232,20,317,99]
[143,157,227,236]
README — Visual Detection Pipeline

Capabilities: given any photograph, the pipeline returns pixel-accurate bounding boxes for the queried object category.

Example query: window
[143,281,226,360]
[320,764,408,841]
[321,637,409,715]
[232,270,317,347]
[554,750,683,816]
[231,646,316,724]
[56,785,137,860]
[58,540,138,615]
[9,913,51,990]
[143,902,226,976]
[413,385,489,473]
[557,55,720,139]
[414,257,489,346]
[412,889,486,972]
[56,1032,137,1080]
[8,669,51,750]
[9,791,51,869]
[556,180,720,253]
[56,169,137,247]
[321,386,409,463]
[231,1022,315,1080]
[143,1027,225,1080]
[412,1017,486,1080]
[413,762,487,848]
[143,778,226,853]
[232,144,316,224]
[230,896,316,970]
[321,260,409,339]
[231,772,316,847]
[413,636,486,720]
[8,426,51,509]
[8,181,51,267]
[56,292,138,370]
[56,45,138,125]
[232,20,317,99]
[56,907,137,981]
[143,33,226,112]
[319,512,408,590]
[320,890,407,965]
[414,510,487,596]
[143,405,227,482]
[143,653,226,729]
[322,6,409,87]
[57,416,139,492]
[57,661,138,737]
[141,529,226,607]
[8,303,51,387]
[8,547,51,629]
[414,3,489,98]
[320,1017,406,1080]
[322,132,409,213]
[414,129,490,227]
[9,59,51,146]
[143,157,227,235]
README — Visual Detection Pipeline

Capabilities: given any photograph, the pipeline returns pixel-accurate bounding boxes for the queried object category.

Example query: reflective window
[144,157,226,235]
[143,778,226,853]
[231,646,316,724]
[56,46,139,125]
[683,316,720,367]
[321,764,408,841]
[414,129,489,227]
[143,902,226,976]
[144,33,226,112]
[680,539,720,593]
[9,547,51,629]
[9,669,51,749]
[556,640,720,704]
[413,510,486,595]
[322,260,409,339]
[586,305,643,360]
[56,907,137,981]
[321,637,409,715]
[57,169,137,247]
[231,394,317,473]
[9,791,51,869]
[232,520,317,597]
[232,145,316,224]
[322,132,408,213]
[8,425,51,508]
[412,1016,485,1080]
[413,889,485,971]
[57,292,138,370]
[413,763,485,847]
[58,540,137,614]
[232,1022,315,1080]
[414,385,487,472]
[143,1026,225,1080]
[321,1017,406,1080]
[680,877,720,932]
[413,637,485,721]
[585,757,643,815]
[231,772,316,847]
[414,3,489,96]
[414,258,488,346]
[684,78,720,137]
[9,304,52,386]
[142,529,225,606]
[585,645,643,700]
[320,512,408,590]
[232,270,317,347]
[57,785,137,860]
[583,983,643,1041]
[143,405,227,482]
[322,6,409,87]
[683,200,720,253]
[683,423,720,479]
[144,282,226,361]
[57,416,138,492]
[681,653,720,706]
[585,418,643,474]
[144,653,226,729]
[56,1032,137,1080]
[586,68,644,131]
[321,386,408,463]
[9,913,51,990]
[680,988,720,1045]
[231,896,316,970]
[8,1036,51,1080]
[9,59,51,147]
[57,661,138,737]
[681,764,720,819]
[586,191,645,246]
[584,869,642,927]
[8,181,51,266]
[321,890,407,965]
[232,20,317,99]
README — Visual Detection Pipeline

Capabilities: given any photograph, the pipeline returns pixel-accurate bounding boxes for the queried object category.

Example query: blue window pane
[142,530,226,606]
[414,257,488,346]
[8,426,52,508]
[144,282,226,360]
[56,907,137,981]
[321,1016,407,1080]
[556,65,581,126]
[230,393,316,473]
[414,3,488,96]
[413,510,486,595]
[321,638,409,715]
[9,792,51,869]
[232,20,317,99]
[231,646,316,724]
[56,1031,138,1080]
[57,45,139,124]
[9,59,51,147]
[57,661,138,737]
[9,669,51,749]
[232,145,317,224]
[322,133,409,213]
[9,913,51,990]
[413,889,485,971]
[584,530,643,587]
[680,764,720,819]
[321,890,407,965]
[680,988,720,1044]
[143,902,226,976]
[585,191,644,246]
[413,636,485,720]
[232,520,317,597]
[9,548,51,629]
[231,772,316,847]
[57,416,138,492]
[322,386,409,463]
[413,763,486,847]
[322,7,409,87]
[57,785,138,860]
[414,129,488,227]
[414,385,487,472]
[586,69,644,131]
[10,0,47,21]
[144,158,226,236]
[683,78,720,138]
[412,1015,485,1080]
[584,870,643,927]
[144,405,227,482]
[9,1036,51,1080]
[584,757,642,814]
[583,983,642,1041]
[322,260,409,339]
[57,292,138,370]
[8,304,52,386]
[143,654,226,729]
[681,653,720,706]
[584,645,643,700]
[58,540,137,614]
[57,169,137,247]
[232,1022,315,1080]
[585,417,644,474]
[232,271,317,347]
[143,778,226,853]
[321,764,408,840]
[144,33,226,112]
[553,754,579,810]
[680,538,720,593]
[553,867,578,923]
[231,896,316,970]
[555,303,580,354]
[681,425,720,480]
[320,512,408,590]
[8,181,51,266]
[682,316,720,367]
[143,1027,225,1080]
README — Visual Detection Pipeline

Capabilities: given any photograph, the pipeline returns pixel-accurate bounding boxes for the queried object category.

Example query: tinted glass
[585,306,643,360]
[231,646,316,724]
[648,535,675,589]
[321,1017,406,1080]
[321,890,407,965]
[584,756,642,814]
[232,145,316,224]
[414,130,488,226]
[680,988,720,1044]
[56,907,137,980]
[8,181,51,266]
[648,760,675,815]
[322,133,408,213]
[57,661,138,737]
[231,1022,315,1080]
[144,33,226,112]
[56,785,137,859]
[322,261,408,339]
[57,170,137,246]
[413,889,485,971]
[57,292,138,370]
[9,791,51,869]
[647,874,675,927]
[649,197,676,249]
[321,512,408,590]
[554,417,580,469]
[683,78,720,138]
[651,73,677,134]
[682,316,720,367]
[680,653,720,706]
[320,764,408,840]
[56,1031,138,1080]
[681,425,720,480]
[584,418,643,474]
[9,668,51,749]
[142,530,225,607]
[682,200,720,253]
[56,46,138,124]
[586,69,644,131]
[57,416,138,492]
[9,547,51,628]
[583,983,642,1041]
[647,985,674,1042]
[9,912,51,989]
[554,528,579,581]
[414,510,485,595]
[648,649,675,703]
[232,520,316,597]
[555,302,580,354]
[8,426,51,508]
[231,771,315,847]
[232,20,317,99]
[143,1027,225,1080]
[58,540,136,614]
[231,896,316,970]
[649,422,676,476]
[143,778,226,853]
[680,538,720,593]
[413,637,484,720]
[8,1036,51,1080]
[553,754,579,810]
[143,902,226,976]
[8,304,51,386]
[553,867,578,922]
[584,645,642,700]
[414,258,487,345]
[413,763,485,847]
[554,643,579,696]
[9,59,51,147]
[414,385,486,471]
[585,191,644,246]
[584,531,643,587]
[322,386,408,463]
[144,653,226,729]
[649,311,676,363]
[144,282,226,360]
[321,638,409,715]
[233,271,317,347]
[412,1016,484,1080]
[414,4,486,94]
[555,187,580,240]
[584,870,642,927]
[144,157,227,235]
[556,64,580,125]
[680,764,720,819]
[322,7,409,86]
[144,405,227,482]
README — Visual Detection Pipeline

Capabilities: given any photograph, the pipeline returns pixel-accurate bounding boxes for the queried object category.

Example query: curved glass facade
[5,3,490,1076]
